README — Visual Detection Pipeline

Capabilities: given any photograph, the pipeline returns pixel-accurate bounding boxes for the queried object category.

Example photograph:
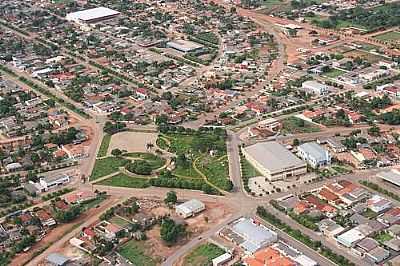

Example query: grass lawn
[109,216,131,227]
[374,231,393,243]
[118,240,158,266]
[156,137,169,150]
[124,152,166,170]
[323,68,345,78]
[281,117,320,134]
[90,157,130,181]
[97,134,111,157]
[162,133,194,154]
[183,243,225,266]
[241,156,262,178]
[173,164,202,179]
[374,31,400,42]
[96,173,151,188]
[196,156,232,191]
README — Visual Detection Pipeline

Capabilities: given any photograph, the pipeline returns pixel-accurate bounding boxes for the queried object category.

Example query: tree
[293,139,300,146]
[127,160,152,175]
[368,124,381,137]
[111,149,122,157]
[164,191,177,206]
[160,218,186,245]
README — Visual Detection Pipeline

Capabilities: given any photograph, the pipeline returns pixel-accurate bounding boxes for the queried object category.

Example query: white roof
[212,253,232,265]
[66,7,120,22]
[176,199,204,214]
[294,255,318,266]
[337,228,365,245]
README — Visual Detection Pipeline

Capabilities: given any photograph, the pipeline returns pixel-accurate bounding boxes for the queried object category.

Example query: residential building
[297,142,331,168]
[242,142,307,181]
[336,228,366,248]
[367,195,392,213]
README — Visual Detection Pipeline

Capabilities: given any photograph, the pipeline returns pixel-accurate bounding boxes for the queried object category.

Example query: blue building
[297,142,331,168]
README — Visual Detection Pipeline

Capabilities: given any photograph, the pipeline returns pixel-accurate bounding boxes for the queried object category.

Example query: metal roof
[298,142,329,162]
[244,142,306,174]
[377,169,400,187]
[47,253,69,266]
[66,7,120,22]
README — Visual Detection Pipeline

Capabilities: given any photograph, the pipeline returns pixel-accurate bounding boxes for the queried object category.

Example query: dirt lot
[108,131,158,155]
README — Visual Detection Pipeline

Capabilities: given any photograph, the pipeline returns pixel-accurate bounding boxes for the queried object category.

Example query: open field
[95,173,151,188]
[108,131,158,155]
[196,156,231,191]
[182,243,225,266]
[343,49,388,63]
[373,31,400,42]
[90,157,130,181]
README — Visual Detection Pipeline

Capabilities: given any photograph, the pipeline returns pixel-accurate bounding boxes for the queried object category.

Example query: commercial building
[377,169,400,187]
[39,174,70,191]
[221,217,278,254]
[175,199,205,218]
[302,80,328,95]
[46,253,70,266]
[297,142,331,168]
[242,142,307,181]
[166,40,204,53]
[66,7,120,24]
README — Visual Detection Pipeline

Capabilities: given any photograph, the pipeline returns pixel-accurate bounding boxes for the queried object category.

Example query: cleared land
[108,131,158,155]
[323,68,345,78]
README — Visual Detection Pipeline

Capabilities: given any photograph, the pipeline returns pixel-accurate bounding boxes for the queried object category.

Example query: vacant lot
[183,243,225,266]
[118,240,159,266]
[90,157,130,181]
[108,131,158,155]
[281,117,320,134]
[374,31,400,42]
[323,68,346,78]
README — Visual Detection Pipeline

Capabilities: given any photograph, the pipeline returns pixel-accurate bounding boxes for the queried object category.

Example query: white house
[367,195,392,213]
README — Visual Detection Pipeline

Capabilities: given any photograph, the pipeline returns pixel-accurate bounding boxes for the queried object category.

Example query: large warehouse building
[66,7,120,24]
[242,141,307,181]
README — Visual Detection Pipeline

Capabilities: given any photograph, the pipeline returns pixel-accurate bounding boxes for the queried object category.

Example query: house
[318,219,344,237]
[35,210,56,227]
[135,88,148,100]
[352,237,379,257]
[297,142,331,168]
[302,80,328,95]
[39,174,70,191]
[82,227,96,240]
[365,246,390,264]
[65,191,96,204]
[326,138,346,153]
[378,207,400,226]
[367,195,392,213]
[336,228,366,248]
[175,199,205,218]
[243,246,295,266]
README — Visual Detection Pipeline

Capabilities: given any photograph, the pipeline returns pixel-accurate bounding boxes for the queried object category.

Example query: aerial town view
[2,0,400,265]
